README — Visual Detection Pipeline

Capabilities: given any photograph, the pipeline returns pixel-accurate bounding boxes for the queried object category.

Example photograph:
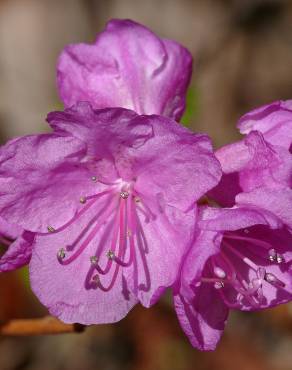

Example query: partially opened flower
[0,102,221,324]
[237,100,292,151]
[174,206,292,351]
[209,130,292,229]
[57,19,192,121]
[0,217,34,272]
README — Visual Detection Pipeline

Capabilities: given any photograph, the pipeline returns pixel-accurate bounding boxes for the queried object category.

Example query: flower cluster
[0,19,291,350]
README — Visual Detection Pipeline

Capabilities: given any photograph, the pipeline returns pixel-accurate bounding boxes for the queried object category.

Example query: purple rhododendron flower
[57,19,192,121]
[238,100,292,151]
[0,102,221,324]
[210,130,292,229]
[174,206,292,351]
[0,217,34,272]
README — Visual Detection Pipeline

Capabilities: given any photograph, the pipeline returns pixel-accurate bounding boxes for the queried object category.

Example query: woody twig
[0,316,85,336]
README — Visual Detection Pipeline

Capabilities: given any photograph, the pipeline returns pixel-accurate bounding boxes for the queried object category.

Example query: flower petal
[0,134,99,232]
[48,104,222,212]
[236,188,292,230]
[0,216,22,240]
[238,100,292,150]
[57,19,192,120]
[174,286,228,351]
[173,229,228,350]
[199,206,283,232]
[132,115,222,211]
[0,231,34,272]
[210,131,291,206]
[125,205,195,307]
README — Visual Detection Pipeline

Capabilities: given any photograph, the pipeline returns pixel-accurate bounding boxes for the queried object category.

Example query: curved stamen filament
[0,236,13,246]
[93,200,122,275]
[219,250,260,306]
[95,196,130,290]
[223,241,258,271]
[39,190,112,236]
[59,197,118,265]
[130,195,151,292]
[66,196,114,251]
[224,233,273,250]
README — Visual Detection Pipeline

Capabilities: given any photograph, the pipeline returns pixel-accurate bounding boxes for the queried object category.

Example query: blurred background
[0,0,292,369]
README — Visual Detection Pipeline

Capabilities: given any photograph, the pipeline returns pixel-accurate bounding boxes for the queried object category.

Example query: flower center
[41,176,156,293]
[201,228,289,308]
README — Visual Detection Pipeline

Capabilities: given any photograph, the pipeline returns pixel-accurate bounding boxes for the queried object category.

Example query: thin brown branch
[0,316,85,336]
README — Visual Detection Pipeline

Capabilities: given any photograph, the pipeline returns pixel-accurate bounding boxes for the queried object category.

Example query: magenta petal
[0,134,99,232]
[48,104,222,212]
[210,131,291,206]
[125,206,195,307]
[174,286,228,351]
[132,116,222,211]
[0,217,22,240]
[199,206,282,232]
[236,188,292,230]
[217,131,289,189]
[238,100,292,150]
[0,231,34,272]
[173,229,228,350]
[57,19,192,120]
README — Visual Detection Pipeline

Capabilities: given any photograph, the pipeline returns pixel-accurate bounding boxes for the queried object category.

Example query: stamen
[90,256,98,265]
[57,248,66,260]
[276,255,284,264]
[219,251,259,306]
[268,248,277,262]
[0,235,13,246]
[223,241,258,271]
[93,199,127,292]
[265,273,286,288]
[39,190,112,236]
[214,266,226,279]
[58,196,118,265]
[225,233,272,250]
[92,274,100,284]
[214,281,224,289]
[120,191,129,199]
[106,250,115,260]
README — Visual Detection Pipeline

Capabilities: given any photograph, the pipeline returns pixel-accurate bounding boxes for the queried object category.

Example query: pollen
[106,250,115,260]
[90,256,98,265]
[120,191,129,199]
[57,248,66,259]
[47,225,55,233]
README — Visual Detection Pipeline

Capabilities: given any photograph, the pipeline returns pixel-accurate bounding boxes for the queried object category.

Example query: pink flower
[174,206,292,351]
[0,103,221,324]
[174,101,292,350]
[57,19,192,121]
